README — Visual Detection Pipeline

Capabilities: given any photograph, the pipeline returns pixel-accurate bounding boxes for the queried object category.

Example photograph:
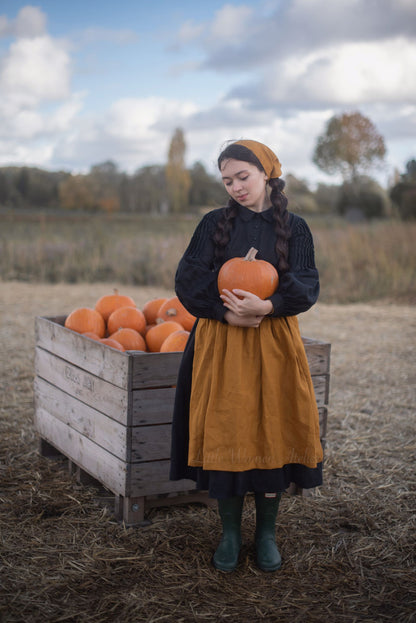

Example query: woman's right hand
[224,310,264,328]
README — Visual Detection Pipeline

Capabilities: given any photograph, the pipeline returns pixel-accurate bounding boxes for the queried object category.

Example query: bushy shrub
[337,176,391,220]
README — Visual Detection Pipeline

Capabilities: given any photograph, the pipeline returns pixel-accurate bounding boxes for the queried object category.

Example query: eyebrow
[221,169,249,181]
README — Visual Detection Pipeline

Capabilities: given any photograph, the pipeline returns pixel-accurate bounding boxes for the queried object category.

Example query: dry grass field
[1,281,415,623]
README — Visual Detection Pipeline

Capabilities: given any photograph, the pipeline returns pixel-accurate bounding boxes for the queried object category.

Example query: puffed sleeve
[175,210,228,321]
[269,215,320,316]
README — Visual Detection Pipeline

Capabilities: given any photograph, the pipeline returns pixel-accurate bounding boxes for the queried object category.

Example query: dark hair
[214,142,291,273]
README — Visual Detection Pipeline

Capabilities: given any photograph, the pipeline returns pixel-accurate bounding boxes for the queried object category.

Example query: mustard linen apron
[188,316,323,472]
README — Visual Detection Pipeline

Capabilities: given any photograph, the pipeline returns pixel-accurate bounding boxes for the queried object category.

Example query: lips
[237,193,248,201]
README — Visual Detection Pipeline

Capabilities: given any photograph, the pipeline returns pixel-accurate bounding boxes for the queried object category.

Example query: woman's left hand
[220,289,273,318]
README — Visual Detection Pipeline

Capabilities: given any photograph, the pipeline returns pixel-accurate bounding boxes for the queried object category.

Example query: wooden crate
[34,316,330,525]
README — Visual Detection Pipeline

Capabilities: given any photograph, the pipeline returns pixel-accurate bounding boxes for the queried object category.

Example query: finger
[232,289,258,300]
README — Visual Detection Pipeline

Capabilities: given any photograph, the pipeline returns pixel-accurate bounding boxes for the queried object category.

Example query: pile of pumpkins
[64,290,196,353]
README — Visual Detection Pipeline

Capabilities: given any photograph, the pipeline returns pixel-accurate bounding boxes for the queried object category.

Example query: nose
[232,178,243,192]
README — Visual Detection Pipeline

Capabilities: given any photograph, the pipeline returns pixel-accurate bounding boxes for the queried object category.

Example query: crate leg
[115,495,148,526]
[39,437,63,459]
[68,459,78,477]
[286,482,303,496]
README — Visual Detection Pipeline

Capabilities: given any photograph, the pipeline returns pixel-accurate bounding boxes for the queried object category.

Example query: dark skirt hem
[170,463,323,499]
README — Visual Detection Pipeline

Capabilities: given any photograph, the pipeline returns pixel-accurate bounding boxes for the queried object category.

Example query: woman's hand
[221,289,273,327]
[223,310,263,328]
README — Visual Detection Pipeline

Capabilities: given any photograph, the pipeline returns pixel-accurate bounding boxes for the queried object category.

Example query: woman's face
[220,158,269,212]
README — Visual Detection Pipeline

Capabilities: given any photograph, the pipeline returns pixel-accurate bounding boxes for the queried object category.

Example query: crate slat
[35,316,130,389]
[128,459,195,497]
[34,376,128,461]
[130,424,171,462]
[312,374,330,407]
[318,406,327,440]
[302,337,331,375]
[131,352,182,389]
[132,387,176,425]
[35,407,128,495]
[35,347,130,424]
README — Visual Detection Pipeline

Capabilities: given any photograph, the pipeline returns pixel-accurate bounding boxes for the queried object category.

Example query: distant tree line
[0,122,415,220]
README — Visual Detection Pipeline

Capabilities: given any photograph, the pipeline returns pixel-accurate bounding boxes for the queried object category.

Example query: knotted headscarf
[235,139,282,179]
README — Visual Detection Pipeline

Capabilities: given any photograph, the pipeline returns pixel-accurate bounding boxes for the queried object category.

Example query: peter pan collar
[238,204,274,222]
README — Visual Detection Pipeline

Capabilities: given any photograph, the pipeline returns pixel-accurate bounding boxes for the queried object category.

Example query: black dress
[169,204,323,499]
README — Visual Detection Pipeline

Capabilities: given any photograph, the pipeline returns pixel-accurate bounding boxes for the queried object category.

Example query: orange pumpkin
[142,297,168,325]
[160,330,190,353]
[109,328,146,351]
[65,308,106,338]
[217,247,278,300]
[157,297,196,331]
[82,331,101,341]
[100,337,125,351]
[107,306,146,336]
[145,321,184,352]
[95,289,136,322]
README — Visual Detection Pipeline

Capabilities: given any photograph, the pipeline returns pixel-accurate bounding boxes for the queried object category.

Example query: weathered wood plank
[131,352,182,389]
[302,338,331,375]
[132,387,176,425]
[35,408,128,495]
[35,347,129,424]
[35,316,130,389]
[34,376,128,460]
[130,424,171,462]
[128,459,196,497]
[311,374,330,407]
[318,406,327,439]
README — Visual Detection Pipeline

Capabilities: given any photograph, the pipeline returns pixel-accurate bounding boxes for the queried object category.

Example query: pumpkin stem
[245,247,258,262]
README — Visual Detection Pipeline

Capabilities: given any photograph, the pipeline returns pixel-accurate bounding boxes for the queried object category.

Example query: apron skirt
[170,317,323,499]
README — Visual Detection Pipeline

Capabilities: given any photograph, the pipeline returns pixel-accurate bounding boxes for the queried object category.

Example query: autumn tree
[165,128,191,213]
[88,160,121,213]
[58,174,97,211]
[130,165,168,214]
[313,111,386,182]
[390,158,416,220]
[285,174,319,214]
[189,161,226,210]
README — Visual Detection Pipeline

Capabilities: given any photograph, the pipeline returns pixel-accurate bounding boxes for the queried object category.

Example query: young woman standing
[170,139,323,572]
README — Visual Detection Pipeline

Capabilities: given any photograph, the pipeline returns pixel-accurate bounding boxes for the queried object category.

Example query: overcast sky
[0,0,415,187]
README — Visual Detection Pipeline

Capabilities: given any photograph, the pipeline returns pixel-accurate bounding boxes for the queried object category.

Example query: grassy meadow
[1,209,415,304]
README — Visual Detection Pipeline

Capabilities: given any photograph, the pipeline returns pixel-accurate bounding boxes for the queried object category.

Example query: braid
[269,178,291,273]
[213,200,239,262]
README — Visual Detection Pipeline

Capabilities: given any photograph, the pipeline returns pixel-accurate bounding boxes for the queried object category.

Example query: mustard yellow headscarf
[235,139,282,179]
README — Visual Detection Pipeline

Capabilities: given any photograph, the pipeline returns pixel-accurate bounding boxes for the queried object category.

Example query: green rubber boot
[212,496,244,572]
[255,492,282,572]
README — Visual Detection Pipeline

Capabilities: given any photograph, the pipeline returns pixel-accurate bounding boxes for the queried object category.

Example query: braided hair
[214,143,291,273]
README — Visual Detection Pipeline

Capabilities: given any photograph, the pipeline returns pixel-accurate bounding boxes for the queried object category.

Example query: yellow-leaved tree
[165,128,191,213]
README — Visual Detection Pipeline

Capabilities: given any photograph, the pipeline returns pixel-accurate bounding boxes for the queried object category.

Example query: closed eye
[224,175,248,187]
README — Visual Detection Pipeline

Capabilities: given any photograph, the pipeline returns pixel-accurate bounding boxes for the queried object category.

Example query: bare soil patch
[1,282,415,623]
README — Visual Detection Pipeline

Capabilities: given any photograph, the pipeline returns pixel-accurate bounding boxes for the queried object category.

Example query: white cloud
[75,26,138,46]
[0,5,47,38]
[0,6,83,167]
[1,35,71,107]
[178,0,416,73]
[229,37,416,110]
[209,4,253,42]
[53,97,198,172]
[175,19,205,46]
